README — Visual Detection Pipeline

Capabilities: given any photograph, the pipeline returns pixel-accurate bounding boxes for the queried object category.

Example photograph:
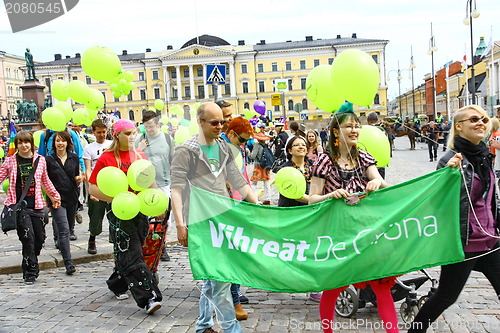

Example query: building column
[175,66,182,100]
[229,61,236,97]
[379,51,386,87]
[163,65,171,108]
[189,65,195,100]
[203,64,209,100]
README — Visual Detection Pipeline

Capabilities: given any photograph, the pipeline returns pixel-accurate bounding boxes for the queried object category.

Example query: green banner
[188,167,464,293]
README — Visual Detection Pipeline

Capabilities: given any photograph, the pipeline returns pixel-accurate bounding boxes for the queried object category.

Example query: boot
[87,239,97,254]
[234,304,248,321]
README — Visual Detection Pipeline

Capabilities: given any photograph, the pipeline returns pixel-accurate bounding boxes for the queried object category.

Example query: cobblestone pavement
[1,137,500,332]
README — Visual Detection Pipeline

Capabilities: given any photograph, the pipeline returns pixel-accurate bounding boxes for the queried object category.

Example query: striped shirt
[310,150,376,194]
[0,153,61,209]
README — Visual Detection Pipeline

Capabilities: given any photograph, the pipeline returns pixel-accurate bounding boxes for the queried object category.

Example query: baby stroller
[335,269,438,323]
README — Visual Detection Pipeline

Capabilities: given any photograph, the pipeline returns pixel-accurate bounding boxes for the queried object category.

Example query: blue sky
[1,0,499,100]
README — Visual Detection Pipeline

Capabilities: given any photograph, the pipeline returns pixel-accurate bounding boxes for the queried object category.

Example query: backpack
[259,144,275,170]
[139,132,174,164]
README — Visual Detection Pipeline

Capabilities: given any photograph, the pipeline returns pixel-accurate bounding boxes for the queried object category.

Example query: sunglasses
[458,116,489,124]
[234,131,248,143]
[201,119,227,126]
[215,100,227,107]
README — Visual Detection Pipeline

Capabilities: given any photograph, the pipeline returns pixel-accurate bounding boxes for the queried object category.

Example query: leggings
[408,246,500,332]
[320,280,399,333]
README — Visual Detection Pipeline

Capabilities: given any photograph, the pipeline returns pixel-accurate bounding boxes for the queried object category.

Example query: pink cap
[113,119,136,135]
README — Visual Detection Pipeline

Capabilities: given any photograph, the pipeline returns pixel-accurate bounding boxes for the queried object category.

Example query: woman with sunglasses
[409,105,500,332]
[308,103,395,333]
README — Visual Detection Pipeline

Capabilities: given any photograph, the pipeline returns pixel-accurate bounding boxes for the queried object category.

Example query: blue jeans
[196,280,241,333]
[50,205,74,266]
[230,284,240,305]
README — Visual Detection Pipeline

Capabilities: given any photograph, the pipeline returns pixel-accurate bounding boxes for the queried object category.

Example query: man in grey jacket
[171,102,257,333]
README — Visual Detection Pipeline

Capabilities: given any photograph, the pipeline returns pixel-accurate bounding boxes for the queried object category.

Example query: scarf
[454,136,492,201]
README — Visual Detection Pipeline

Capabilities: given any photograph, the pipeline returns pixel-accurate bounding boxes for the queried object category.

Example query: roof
[253,37,388,52]
[181,35,230,49]
[37,52,146,67]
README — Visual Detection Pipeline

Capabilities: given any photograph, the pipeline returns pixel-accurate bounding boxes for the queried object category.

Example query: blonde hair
[105,129,143,168]
[490,117,500,132]
[447,105,490,150]
[306,129,320,151]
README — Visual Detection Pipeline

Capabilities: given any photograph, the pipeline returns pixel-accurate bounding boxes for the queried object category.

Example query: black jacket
[273,131,289,158]
[45,152,80,207]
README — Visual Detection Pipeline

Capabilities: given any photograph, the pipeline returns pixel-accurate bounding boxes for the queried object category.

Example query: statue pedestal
[17,122,43,132]
[20,79,46,123]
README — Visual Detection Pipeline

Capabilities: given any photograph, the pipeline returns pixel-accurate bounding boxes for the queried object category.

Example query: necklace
[57,152,67,159]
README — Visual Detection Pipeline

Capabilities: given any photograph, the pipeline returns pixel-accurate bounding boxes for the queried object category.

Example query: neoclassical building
[0,51,26,121]
[35,34,389,124]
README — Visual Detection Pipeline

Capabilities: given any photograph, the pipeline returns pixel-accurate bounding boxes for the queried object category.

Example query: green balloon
[243,108,253,119]
[81,46,122,82]
[174,126,191,145]
[111,191,141,220]
[123,71,134,82]
[275,167,306,200]
[127,159,156,191]
[42,107,67,131]
[54,101,73,122]
[154,99,164,110]
[73,108,91,126]
[138,124,146,134]
[137,188,169,217]
[306,64,344,112]
[2,179,9,193]
[170,105,183,117]
[85,88,105,111]
[0,148,4,158]
[68,80,90,104]
[33,130,43,147]
[161,125,169,133]
[357,125,391,167]
[331,49,380,106]
[51,80,69,101]
[170,118,180,126]
[96,166,128,197]
[188,118,199,135]
[180,118,190,127]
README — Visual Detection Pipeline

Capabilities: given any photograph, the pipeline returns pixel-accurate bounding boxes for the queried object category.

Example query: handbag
[1,156,40,234]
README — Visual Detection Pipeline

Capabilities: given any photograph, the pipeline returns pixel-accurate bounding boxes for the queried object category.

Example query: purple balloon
[253,100,266,115]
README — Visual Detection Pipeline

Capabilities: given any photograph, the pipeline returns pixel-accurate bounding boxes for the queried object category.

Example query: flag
[461,53,467,71]
[483,34,494,57]
[7,122,17,157]
[188,167,464,293]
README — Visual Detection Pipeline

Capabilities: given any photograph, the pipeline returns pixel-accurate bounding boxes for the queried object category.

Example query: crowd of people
[1,102,500,332]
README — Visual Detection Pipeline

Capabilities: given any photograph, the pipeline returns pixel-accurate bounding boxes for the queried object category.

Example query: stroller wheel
[400,302,419,323]
[335,287,359,318]
[417,295,428,309]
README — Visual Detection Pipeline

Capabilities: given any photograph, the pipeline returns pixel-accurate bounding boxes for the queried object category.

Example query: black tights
[408,246,500,332]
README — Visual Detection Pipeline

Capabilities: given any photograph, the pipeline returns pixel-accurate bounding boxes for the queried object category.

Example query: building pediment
[160,45,234,60]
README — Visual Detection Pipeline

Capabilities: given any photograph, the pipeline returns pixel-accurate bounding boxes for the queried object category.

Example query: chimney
[146,48,151,52]
[238,40,245,46]
[65,55,70,59]
[259,40,266,45]
[286,40,292,42]
[336,35,341,39]
[75,53,81,58]
[352,33,357,38]
[122,50,128,55]
[54,54,62,61]
[167,45,173,50]
[305,36,313,41]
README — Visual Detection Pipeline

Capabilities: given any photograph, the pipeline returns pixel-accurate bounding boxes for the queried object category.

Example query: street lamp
[428,22,438,120]
[388,61,411,119]
[410,46,417,117]
[463,0,480,104]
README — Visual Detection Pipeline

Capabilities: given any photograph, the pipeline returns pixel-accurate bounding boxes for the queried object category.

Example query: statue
[20,99,29,123]
[16,100,23,122]
[25,48,36,80]
[27,100,38,123]
[44,96,52,110]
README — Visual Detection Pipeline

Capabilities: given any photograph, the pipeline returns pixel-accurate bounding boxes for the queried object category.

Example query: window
[172,88,178,99]
[300,60,306,70]
[288,79,293,91]
[127,91,133,101]
[288,100,294,111]
[274,105,280,112]
[16,87,21,97]
[242,82,249,94]
[152,70,159,80]
[314,59,320,67]
[184,68,189,78]
[171,69,177,79]
[14,69,19,79]
[72,76,78,81]
[244,102,249,109]
[45,77,51,87]
[272,62,278,72]
[129,110,135,121]
[241,64,248,74]
[139,72,144,81]
[285,62,292,71]
[184,86,191,99]
[197,67,203,77]
[7,86,13,96]
[114,97,120,102]
[301,78,306,90]
[198,85,205,99]
[225,84,230,95]
[258,81,265,93]
[328,58,334,65]
[86,76,91,84]
[302,99,308,110]
[154,88,160,100]
[6,68,10,78]
[140,89,147,101]
[258,64,264,72]
[372,54,378,64]
[374,94,380,105]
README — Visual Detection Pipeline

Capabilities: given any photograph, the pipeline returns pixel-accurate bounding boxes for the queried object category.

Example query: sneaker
[65,265,76,275]
[262,200,271,206]
[309,292,322,302]
[70,232,77,241]
[145,299,161,315]
[160,250,171,262]
[24,276,36,285]
[234,304,248,320]
[87,240,97,255]
[238,291,249,304]
[202,328,218,333]
[115,293,129,300]
[75,212,83,224]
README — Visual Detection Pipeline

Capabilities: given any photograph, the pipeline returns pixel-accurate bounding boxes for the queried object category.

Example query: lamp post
[388,61,411,119]
[428,22,438,120]
[410,46,417,117]
[463,0,480,104]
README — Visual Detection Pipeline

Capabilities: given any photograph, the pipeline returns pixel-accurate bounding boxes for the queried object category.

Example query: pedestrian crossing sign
[206,65,226,84]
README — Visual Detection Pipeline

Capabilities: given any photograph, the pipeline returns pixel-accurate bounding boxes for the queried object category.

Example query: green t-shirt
[200,142,221,174]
